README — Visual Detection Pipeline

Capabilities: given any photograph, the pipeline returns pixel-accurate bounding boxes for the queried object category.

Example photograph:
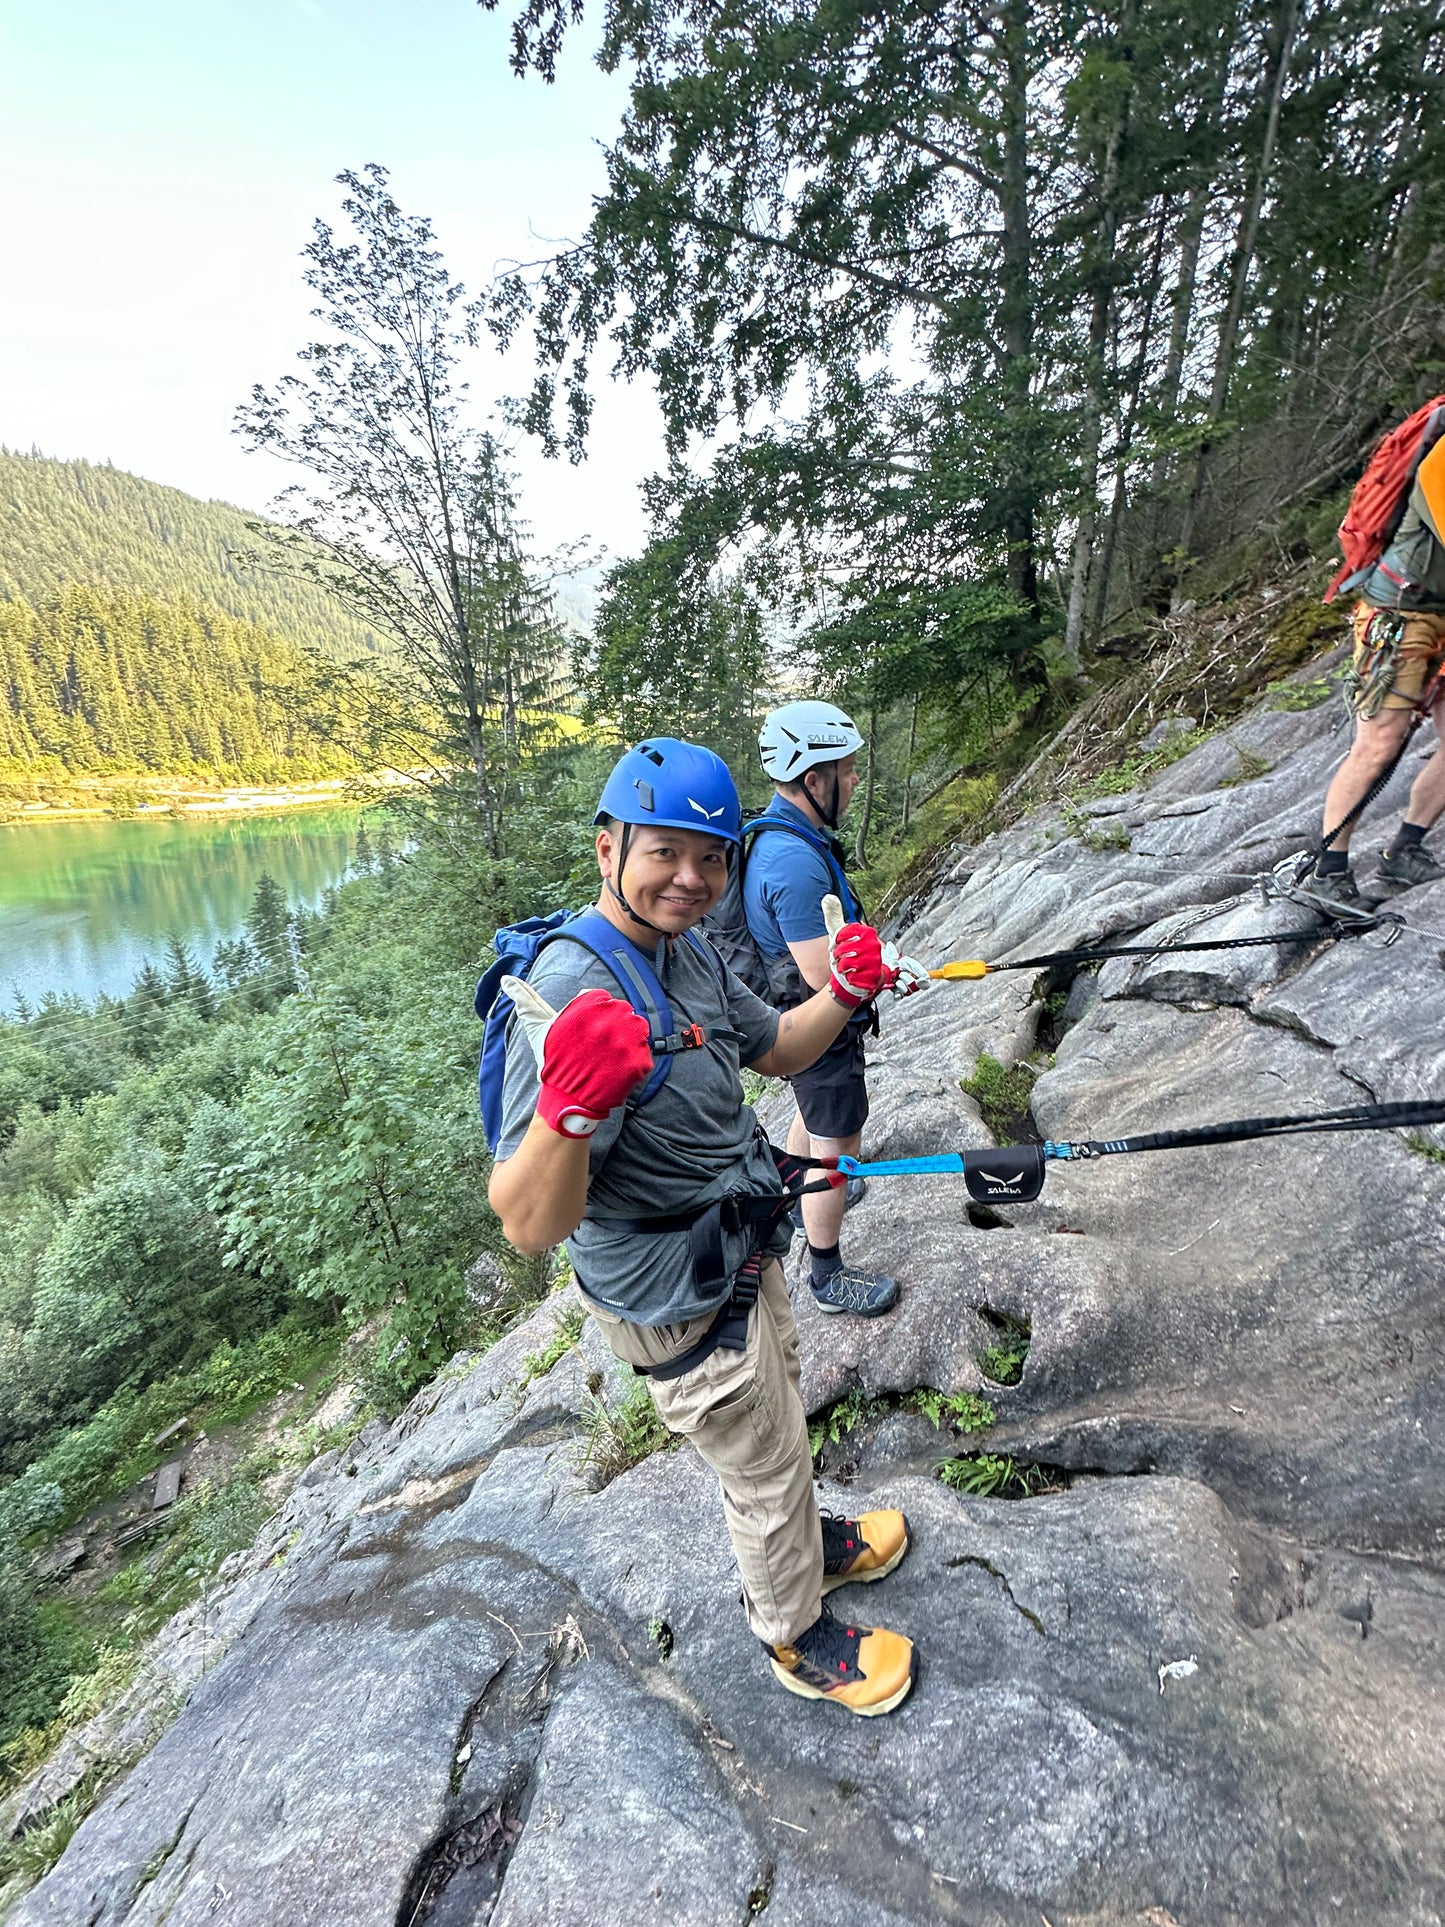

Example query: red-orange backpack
[1324,395,1445,603]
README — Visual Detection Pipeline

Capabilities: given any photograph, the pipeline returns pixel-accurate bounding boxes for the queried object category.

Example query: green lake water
[0,808,366,1006]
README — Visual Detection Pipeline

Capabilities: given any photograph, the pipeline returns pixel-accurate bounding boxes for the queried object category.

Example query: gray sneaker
[1299,866,1375,915]
[1377,842,1445,888]
[811,1267,900,1317]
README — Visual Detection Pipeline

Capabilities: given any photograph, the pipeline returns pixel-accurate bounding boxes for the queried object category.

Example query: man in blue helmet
[489,739,918,1716]
[745,701,929,1317]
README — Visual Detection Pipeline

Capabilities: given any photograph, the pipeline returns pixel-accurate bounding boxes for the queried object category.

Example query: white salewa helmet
[758,701,864,783]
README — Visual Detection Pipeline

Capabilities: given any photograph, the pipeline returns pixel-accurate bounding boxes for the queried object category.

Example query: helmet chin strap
[605,822,669,939]
[805,765,842,830]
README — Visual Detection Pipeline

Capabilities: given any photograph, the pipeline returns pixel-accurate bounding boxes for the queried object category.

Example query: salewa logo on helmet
[808,729,851,747]
[688,797,726,820]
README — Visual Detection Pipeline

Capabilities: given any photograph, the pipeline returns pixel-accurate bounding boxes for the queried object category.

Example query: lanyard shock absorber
[835,1099,1445,1204]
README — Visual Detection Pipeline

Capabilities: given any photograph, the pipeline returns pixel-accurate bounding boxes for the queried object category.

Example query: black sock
[1316,848,1349,876]
[1388,821,1427,855]
[808,1241,842,1285]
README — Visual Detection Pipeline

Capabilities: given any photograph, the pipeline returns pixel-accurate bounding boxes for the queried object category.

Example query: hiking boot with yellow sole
[820,1508,911,1593]
[767,1606,917,1716]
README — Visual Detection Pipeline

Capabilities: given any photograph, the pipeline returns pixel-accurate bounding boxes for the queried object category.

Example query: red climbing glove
[537,989,655,1138]
[828,920,888,1010]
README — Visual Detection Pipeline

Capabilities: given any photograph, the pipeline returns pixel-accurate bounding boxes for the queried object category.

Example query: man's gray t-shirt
[495,926,783,1325]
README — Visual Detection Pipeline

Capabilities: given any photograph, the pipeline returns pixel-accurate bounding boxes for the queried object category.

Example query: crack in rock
[946,1553,1047,1635]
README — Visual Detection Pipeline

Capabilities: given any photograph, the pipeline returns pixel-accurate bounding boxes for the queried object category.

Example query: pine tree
[246,874,297,997]
[163,935,216,1021]
[353,820,374,875]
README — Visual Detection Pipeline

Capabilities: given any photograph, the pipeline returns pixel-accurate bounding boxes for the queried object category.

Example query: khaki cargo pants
[586,1259,823,1649]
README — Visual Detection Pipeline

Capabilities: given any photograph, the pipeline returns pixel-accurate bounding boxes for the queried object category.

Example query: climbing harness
[832,1099,1445,1204]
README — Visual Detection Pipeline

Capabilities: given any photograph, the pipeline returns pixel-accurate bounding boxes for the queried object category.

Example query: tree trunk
[1063,2,1136,670]
[854,696,879,868]
[998,0,1040,631]
[1090,196,1170,649]
[1176,0,1300,581]
[900,694,920,836]
[1149,187,1208,497]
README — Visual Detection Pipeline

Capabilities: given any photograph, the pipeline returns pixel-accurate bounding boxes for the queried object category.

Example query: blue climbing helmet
[594,738,742,844]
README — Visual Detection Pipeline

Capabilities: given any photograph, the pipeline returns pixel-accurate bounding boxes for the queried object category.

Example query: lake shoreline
[0,771,414,827]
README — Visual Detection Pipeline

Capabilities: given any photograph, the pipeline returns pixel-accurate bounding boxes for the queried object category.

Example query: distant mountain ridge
[0,449,380,663]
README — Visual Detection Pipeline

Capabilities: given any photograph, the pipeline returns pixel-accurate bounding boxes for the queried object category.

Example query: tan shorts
[585,1258,823,1647]
[1349,603,1445,713]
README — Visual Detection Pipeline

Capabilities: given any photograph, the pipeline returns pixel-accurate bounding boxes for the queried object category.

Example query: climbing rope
[929,926,1359,980]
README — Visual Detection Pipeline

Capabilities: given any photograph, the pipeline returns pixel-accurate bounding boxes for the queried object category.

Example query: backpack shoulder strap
[540,912,677,1106]
[743,815,862,921]
[679,925,729,989]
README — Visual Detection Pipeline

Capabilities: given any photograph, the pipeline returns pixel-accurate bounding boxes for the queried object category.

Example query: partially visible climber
[739,701,929,1317]
[487,737,917,1715]
[1313,398,1445,911]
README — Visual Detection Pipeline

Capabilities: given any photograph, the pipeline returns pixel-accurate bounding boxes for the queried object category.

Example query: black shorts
[789,1021,869,1140]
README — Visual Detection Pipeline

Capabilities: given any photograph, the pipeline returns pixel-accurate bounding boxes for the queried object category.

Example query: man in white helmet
[745,701,928,1316]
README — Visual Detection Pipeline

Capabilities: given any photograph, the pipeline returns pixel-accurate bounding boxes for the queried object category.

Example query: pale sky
[0,0,661,564]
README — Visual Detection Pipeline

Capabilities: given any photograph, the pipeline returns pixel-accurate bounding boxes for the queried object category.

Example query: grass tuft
[521,1304,588,1388]
[960,1053,1040,1141]
[578,1382,674,1489]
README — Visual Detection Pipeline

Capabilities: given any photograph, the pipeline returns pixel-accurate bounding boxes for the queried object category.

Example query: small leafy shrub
[807,1388,880,1457]
[0,1563,96,1758]
[1060,803,1131,853]
[57,1645,138,1727]
[937,1453,1063,1499]
[977,1314,1031,1387]
[905,1388,996,1434]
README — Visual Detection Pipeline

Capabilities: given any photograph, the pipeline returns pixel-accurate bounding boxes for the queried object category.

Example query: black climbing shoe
[789,1174,868,1232]
[766,1605,916,1715]
[811,1267,900,1317]
[1377,842,1445,889]
[820,1509,911,1592]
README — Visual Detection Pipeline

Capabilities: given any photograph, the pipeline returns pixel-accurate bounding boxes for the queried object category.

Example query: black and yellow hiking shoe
[820,1508,911,1593]
[767,1606,916,1716]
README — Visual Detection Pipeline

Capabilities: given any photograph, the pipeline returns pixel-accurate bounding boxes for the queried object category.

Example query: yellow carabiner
[928,959,991,980]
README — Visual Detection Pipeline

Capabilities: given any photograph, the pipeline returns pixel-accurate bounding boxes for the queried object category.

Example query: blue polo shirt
[741,795,861,960]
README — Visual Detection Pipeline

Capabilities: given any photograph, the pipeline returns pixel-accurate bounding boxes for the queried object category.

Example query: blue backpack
[473,909,723,1153]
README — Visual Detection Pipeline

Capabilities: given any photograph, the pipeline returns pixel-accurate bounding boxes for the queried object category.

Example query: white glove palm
[500,975,558,1067]
[882,943,931,998]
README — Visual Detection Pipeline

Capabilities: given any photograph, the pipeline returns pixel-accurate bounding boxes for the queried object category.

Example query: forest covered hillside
[0,453,392,792]
[0,452,380,662]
